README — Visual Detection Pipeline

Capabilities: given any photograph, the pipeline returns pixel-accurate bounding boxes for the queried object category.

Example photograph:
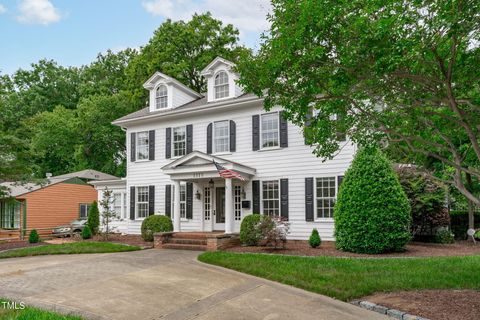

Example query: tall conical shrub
[334,147,411,253]
[87,201,100,235]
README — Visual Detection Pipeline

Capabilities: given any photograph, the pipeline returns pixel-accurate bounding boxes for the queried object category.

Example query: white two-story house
[91,57,355,240]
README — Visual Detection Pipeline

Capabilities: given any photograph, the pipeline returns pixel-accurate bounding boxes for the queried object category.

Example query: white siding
[125,101,354,240]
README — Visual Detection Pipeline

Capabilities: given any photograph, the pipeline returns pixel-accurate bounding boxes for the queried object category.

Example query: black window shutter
[165,127,171,159]
[186,124,193,154]
[305,177,314,221]
[252,180,260,213]
[165,185,171,217]
[148,130,155,160]
[130,132,136,162]
[148,185,155,216]
[229,120,236,152]
[337,175,344,192]
[280,178,289,220]
[130,186,136,220]
[186,182,193,219]
[206,123,213,154]
[252,115,260,151]
[279,111,288,148]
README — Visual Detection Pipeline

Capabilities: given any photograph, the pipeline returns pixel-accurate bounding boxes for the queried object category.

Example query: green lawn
[0,242,140,259]
[198,252,480,301]
[0,299,83,320]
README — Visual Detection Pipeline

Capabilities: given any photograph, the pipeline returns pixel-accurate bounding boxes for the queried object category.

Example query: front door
[214,187,225,230]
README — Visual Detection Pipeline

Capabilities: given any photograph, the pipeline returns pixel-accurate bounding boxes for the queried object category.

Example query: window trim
[213,70,230,100]
[171,126,187,159]
[260,112,281,150]
[79,203,91,220]
[314,175,339,221]
[234,185,242,221]
[135,131,150,162]
[213,120,230,154]
[260,179,280,217]
[155,84,169,109]
[135,186,149,220]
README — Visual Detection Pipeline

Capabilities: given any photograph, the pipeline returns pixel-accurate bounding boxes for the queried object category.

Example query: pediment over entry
[161,151,256,181]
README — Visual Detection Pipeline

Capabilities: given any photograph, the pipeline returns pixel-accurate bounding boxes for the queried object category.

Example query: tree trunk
[466,173,475,241]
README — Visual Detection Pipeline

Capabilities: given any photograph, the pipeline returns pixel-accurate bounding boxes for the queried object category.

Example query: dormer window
[155,85,168,109]
[214,71,229,99]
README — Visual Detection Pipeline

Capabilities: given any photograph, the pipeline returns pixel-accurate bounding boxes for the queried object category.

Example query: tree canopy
[237,0,480,205]
[0,12,246,180]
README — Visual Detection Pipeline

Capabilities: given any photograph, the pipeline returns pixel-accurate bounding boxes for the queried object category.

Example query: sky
[0,0,271,75]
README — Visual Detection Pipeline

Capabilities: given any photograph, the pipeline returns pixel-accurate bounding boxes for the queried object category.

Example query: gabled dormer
[200,57,244,103]
[143,72,202,112]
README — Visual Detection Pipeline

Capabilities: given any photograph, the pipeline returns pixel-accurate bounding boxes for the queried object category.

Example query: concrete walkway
[0,250,388,320]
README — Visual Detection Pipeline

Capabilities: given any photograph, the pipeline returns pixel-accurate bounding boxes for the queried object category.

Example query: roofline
[200,57,235,76]
[89,179,126,187]
[112,95,263,126]
[143,71,202,98]
[12,177,74,199]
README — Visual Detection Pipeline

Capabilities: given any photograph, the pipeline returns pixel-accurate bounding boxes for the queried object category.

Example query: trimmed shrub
[87,201,100,235]
[240,214,262,246]
[309,228,321,248]
[474,230,480,240]
[141,215,173,241]
[435,229,455,244]
[334,147,411,254]
[397,167,449,240]
[82,225,92,240]
[29,229,39,243]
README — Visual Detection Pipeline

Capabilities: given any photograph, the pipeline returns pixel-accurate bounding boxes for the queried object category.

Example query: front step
[169,238,207,245]
[162,243,207,251]
[171,232,210,240]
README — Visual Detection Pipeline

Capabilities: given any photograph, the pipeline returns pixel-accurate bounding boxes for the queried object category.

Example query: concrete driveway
[0,249,387,320]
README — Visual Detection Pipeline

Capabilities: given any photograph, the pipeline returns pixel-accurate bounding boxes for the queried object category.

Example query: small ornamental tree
[99,188,119,241]
[87,201,100,235]
[335,147,411,254]
[28,229,39,243]
[309,229,321,248]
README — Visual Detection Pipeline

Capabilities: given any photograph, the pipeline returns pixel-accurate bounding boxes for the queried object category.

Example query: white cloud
[0,4,6,14]
[141,0,271,36]
[16,0,62,25]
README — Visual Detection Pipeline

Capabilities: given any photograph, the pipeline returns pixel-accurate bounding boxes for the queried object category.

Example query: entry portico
[161,151,256,234]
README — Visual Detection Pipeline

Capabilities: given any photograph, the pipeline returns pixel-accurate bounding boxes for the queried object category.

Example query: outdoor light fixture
[208,179,214,188]
[195,190,201,200]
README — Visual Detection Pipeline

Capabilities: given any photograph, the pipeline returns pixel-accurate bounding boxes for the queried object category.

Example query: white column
[173,180,181,232]
[225,178,234,234]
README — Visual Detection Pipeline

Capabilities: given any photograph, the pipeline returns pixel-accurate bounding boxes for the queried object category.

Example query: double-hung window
[136,186,149,219]
[261,113,279,149]
[136,131,149,160]
[113,193,122,218]
[172,126,186,157]
[262,180,280,217]
[156,85,168,109]
[214,71,229,99]
[213,121,229,153]
[79,203,90,219]
[316,177,336,219]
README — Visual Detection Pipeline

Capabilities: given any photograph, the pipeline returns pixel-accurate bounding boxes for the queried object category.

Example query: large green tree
[238,0,480,206]
[127,12,249,101]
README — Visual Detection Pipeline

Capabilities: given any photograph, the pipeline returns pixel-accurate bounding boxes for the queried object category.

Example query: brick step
[168,238,207,245]
[171,232,210,240]
[162,243,207,251]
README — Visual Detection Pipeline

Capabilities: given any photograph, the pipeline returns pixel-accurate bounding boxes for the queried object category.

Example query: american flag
[213,160,246,181]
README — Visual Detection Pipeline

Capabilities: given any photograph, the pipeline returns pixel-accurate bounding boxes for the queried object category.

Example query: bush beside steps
[141,215,173,241]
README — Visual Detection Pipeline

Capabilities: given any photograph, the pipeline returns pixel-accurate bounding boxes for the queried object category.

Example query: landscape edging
[351,300,430,320]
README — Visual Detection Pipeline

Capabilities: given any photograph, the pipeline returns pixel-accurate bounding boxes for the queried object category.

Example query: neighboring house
[93,57,355,240]
[0,169,117,238]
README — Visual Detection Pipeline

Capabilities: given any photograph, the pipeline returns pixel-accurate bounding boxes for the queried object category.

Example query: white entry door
[213,187,225,230]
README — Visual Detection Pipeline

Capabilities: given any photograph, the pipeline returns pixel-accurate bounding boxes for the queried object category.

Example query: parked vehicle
[52,219,87,237]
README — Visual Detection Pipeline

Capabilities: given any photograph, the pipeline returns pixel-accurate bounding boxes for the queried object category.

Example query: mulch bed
[363,290,480,320]
[0,240,44,252]
[90,234,153,249]
[225,240,480,257]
